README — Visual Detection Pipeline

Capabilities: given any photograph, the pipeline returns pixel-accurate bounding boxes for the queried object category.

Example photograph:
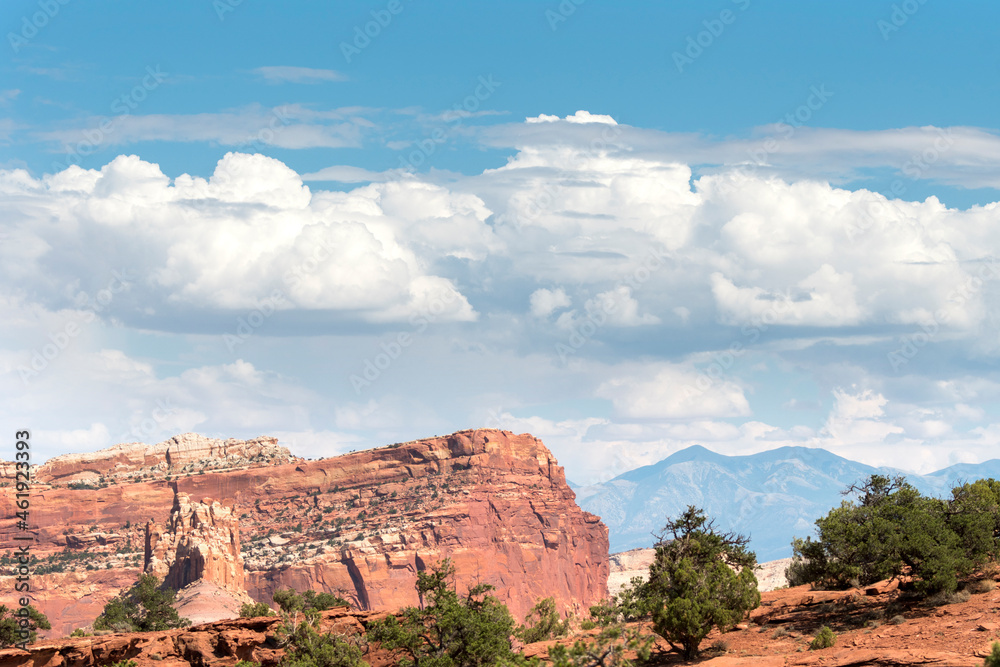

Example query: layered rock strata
[145,493,248,596]
[0,429,609,635]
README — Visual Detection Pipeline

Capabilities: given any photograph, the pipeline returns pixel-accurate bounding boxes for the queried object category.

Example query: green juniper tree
[643,506,761,659]
[368,559,518,667]
[0,605,50,646]
[93,573,190,632]
[787,475,1000,595]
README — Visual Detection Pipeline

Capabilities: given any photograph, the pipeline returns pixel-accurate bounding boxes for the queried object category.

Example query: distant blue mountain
[574,446,1000,562]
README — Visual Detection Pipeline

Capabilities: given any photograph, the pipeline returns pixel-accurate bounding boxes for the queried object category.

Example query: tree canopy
[788,475,1000,595]
[368,559,518,667]
[0,605,50,646]
[589,506,760,660]
[93,573,191,632]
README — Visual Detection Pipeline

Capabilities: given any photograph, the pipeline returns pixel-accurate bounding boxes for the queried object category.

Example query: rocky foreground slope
[3,574,1000,667]
[0,430,608,636]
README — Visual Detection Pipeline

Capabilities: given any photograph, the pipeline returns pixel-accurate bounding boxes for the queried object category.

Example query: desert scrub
[771,626,790,639]
[969,578,996,594]
[985,642,1000,667]
[888,614,906,625]
[706,639,729,654]
[809,626,836,650]
[927,589,971,606]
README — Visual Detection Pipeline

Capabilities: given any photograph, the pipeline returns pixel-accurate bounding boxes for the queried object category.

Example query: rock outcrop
[608,548,791,596]
[0,608,375,667]
[145,493,248,597]
[5,575,1000,667]
[0,429,608,635]
[36,434,296,485]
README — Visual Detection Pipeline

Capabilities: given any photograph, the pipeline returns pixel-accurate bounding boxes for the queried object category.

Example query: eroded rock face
[37,434,296,485]
[145,493,247,596]
[0,608,376,667]
[0,429,609,633]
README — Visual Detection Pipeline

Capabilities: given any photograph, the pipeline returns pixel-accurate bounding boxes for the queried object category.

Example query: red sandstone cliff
[145,493,247,595]
[0,429,608,636]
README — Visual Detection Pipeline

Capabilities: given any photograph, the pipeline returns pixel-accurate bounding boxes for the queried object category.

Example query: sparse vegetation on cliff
[515,597,570,644]
[240,602,276,618]
[272,588,351,616]
[0,605,50,646]
[93,573,191,632]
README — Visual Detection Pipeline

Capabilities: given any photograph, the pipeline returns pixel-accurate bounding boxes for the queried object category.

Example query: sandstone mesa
[0,429,608,637]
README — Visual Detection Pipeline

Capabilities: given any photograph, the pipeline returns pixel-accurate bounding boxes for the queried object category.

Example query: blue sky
[2,0,1000,484]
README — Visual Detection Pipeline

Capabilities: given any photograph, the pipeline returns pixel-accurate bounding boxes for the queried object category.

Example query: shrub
[70,628,91,637]
[788,475,1000,595]
[645,507,761,659]
[516,597,570,644]
[985,641,1000,667]
[0,605,51,646]
[109,661,138,667]
[706,639,729,654]
[368,559,517,667]
[809,626,836,650]
[273,589,350,616]
[888,615,906,625]
[927,589,971,606]
[93,573,190,632]
[969,578,996,594]
[546,624,652,667]
[278,622,367,667]
[240,602,275,618]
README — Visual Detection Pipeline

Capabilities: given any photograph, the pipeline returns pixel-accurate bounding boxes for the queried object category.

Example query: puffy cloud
[526,110,618,125]
[0,153,489,323]
[584,286,660,327]
[529,287,571,318]
[596,363,751,420]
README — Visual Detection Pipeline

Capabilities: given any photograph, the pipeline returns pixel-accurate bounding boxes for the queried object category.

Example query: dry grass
[968,578,996,594]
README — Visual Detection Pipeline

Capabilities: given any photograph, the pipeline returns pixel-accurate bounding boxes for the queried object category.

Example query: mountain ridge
[579,444,1000,561]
